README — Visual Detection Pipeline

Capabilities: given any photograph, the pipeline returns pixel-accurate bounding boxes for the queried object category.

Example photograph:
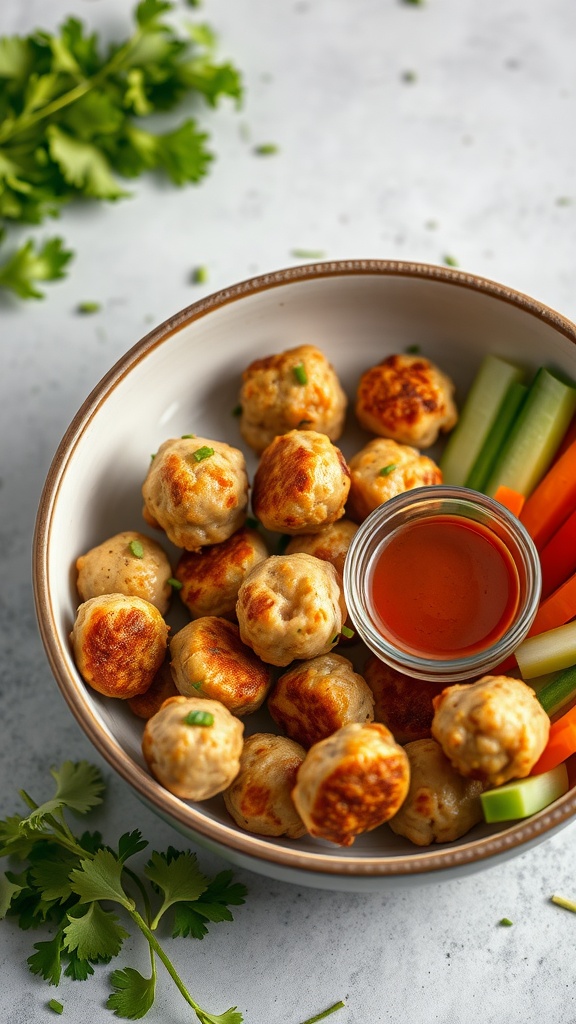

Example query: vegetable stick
[535,664,576,718]
[530,572,576,636]
[439,355,525,486]
[520,437,576,551]
[515,621,576,679]
[481,764,569,822]
[530,704,576,775]
[492,485,525,518]
[539,508,576,598]
[552,412,576,462]
[484,368,576,499]
[465,380,527,492]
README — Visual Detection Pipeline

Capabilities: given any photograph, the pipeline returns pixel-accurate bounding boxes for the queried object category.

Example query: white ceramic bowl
[34,260,576,892]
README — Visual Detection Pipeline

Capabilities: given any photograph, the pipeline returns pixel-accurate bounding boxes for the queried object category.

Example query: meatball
[346,437,442,523]
[284,518,358,578]
[170,616,272,716]
[174,526,269,621]
[268,653,375,749]
[355,353,458,447]
[236,553,346,667]
[128,656,179,719]
[388,738,485,846]
[431,675,550,787]
[252,430,350,536]
[239,344,348,454]
[71,593,169,699]
[292,722,410,846]
[141,436,249,551]
[142,695,243,800]
[224,733,307,838]
[76,530,172,616]
[363,654,445,745]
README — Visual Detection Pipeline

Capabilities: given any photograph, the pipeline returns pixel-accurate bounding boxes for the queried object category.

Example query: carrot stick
[540,508,576,598]
[492,570,576,675]
[493,485,525,518]
[520,438,576,550]
[530,704,576,775]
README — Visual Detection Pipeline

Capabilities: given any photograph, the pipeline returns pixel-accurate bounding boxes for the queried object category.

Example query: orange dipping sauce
[370,515,521,660]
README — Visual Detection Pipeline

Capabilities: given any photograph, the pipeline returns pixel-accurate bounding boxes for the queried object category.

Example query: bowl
[33,259,576,892]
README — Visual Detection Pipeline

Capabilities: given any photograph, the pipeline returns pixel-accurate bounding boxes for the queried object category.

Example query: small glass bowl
[343,485,542,683]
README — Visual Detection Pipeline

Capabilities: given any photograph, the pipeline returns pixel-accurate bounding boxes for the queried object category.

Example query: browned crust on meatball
[355,354,458,447]
[175,527,268,620]
[72,595,168,699]
[128,657,179,719]
[223,733,307,838]
[363,655,445,744]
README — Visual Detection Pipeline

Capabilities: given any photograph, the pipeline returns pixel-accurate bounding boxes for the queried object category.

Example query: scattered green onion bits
[193,445,215,462]
[129,540,144,558]
[168,577,183,590]
[181,433,196,439]
[379,464,397,476]
[77,301,101,314]
[293,363,308,385]
[48,1000,64,1015]
[341,625,355,639]
[184,710,214,727]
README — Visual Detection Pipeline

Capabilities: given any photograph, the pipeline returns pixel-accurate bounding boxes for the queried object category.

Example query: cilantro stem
[551,893,576,913]
[297,1000,346,1024]
[126,906,207,1019]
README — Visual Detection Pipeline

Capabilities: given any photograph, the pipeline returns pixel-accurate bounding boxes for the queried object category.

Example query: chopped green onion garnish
[192,265,208,284]
[193,445,215,462]
[443,254,459,267]
[401,69,417,83]
[379,464,397,476]
[331,635,339,644]
[293,363,308,385]
[341,625,355,639]
[499,918,513,927]
[291,248,326,260]
[168,577,183,590]
[150,453,156,460]
[231,404,242,417]
[254,142,279,155]
[129,540,144,558]
[184,710,214,726]
[551,894,576,913]
[405,344,421,354]
[48,1000,64,1015]
[77,301,100,314]
[192,681,204,692]
[181,433,196,439]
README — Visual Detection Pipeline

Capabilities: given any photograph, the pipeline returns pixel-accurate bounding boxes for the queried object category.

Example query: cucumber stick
[440,355,525,486]
[480,763,569,822]
[515,620,576,679]
[466,380,528,491]
[484,368,576,498]
[536,664,576,717]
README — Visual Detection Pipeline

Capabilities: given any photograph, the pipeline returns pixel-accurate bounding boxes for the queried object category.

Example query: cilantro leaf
[196,1008,244,1024]
[63,948,95,981]
[117,831,149,864]
[63,902,129,962]
[0,236,73,299]
[0,872,23,917]
[27,934,63,985]
[107,966,156,1020]
[145,849,208,924]
[47,126,129,200]
[171,871,247,939]
[23,762,105,829]
[69,849,133,909]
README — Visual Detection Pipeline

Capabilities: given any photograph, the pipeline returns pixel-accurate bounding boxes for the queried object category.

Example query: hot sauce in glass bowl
[344,486,541,682]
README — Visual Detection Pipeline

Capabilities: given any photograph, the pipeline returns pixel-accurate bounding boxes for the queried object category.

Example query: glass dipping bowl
[343,485,542,683]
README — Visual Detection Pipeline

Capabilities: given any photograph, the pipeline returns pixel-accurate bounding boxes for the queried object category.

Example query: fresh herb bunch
[0,761,248,1021]
[0,0,243,299]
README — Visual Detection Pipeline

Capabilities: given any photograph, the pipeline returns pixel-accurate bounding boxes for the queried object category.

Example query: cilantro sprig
[0,0,243,299]
[0,761,247,1022]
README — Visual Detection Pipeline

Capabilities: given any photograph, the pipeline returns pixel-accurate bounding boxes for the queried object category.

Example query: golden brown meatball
[71,593,169,699]
[174,526,268,621]
[223,733,307,838]
[346,437,442,523]
[363,654,445,745]
[431,675,550,787]
[292,722,410,846]
[236,553,346,667]
[388,738,485,846]
[76,531,172,616]
[239,344,348,454]
[141,436,249,551]
[169,616,272,716]
[252,430,350,535]
[284,518,358,578]
[268,653,374,748]
[142,695,244,800]
[127,656,179,719]
[355,353,458,447]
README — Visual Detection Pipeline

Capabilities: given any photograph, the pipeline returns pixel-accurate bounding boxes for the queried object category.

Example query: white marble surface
[2,0,576,1021]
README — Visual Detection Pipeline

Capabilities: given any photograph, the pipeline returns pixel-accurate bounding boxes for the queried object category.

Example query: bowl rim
[33,257,576,878]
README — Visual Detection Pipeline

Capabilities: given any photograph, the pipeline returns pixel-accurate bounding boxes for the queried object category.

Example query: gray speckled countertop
[2,1,576,1022]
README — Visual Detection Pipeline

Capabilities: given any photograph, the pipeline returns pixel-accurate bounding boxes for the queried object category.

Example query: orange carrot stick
[492,570,576,675]
[540,508,576,598]
[493,485,525,518]
[530,704,576,775]
[520,438,576,550]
